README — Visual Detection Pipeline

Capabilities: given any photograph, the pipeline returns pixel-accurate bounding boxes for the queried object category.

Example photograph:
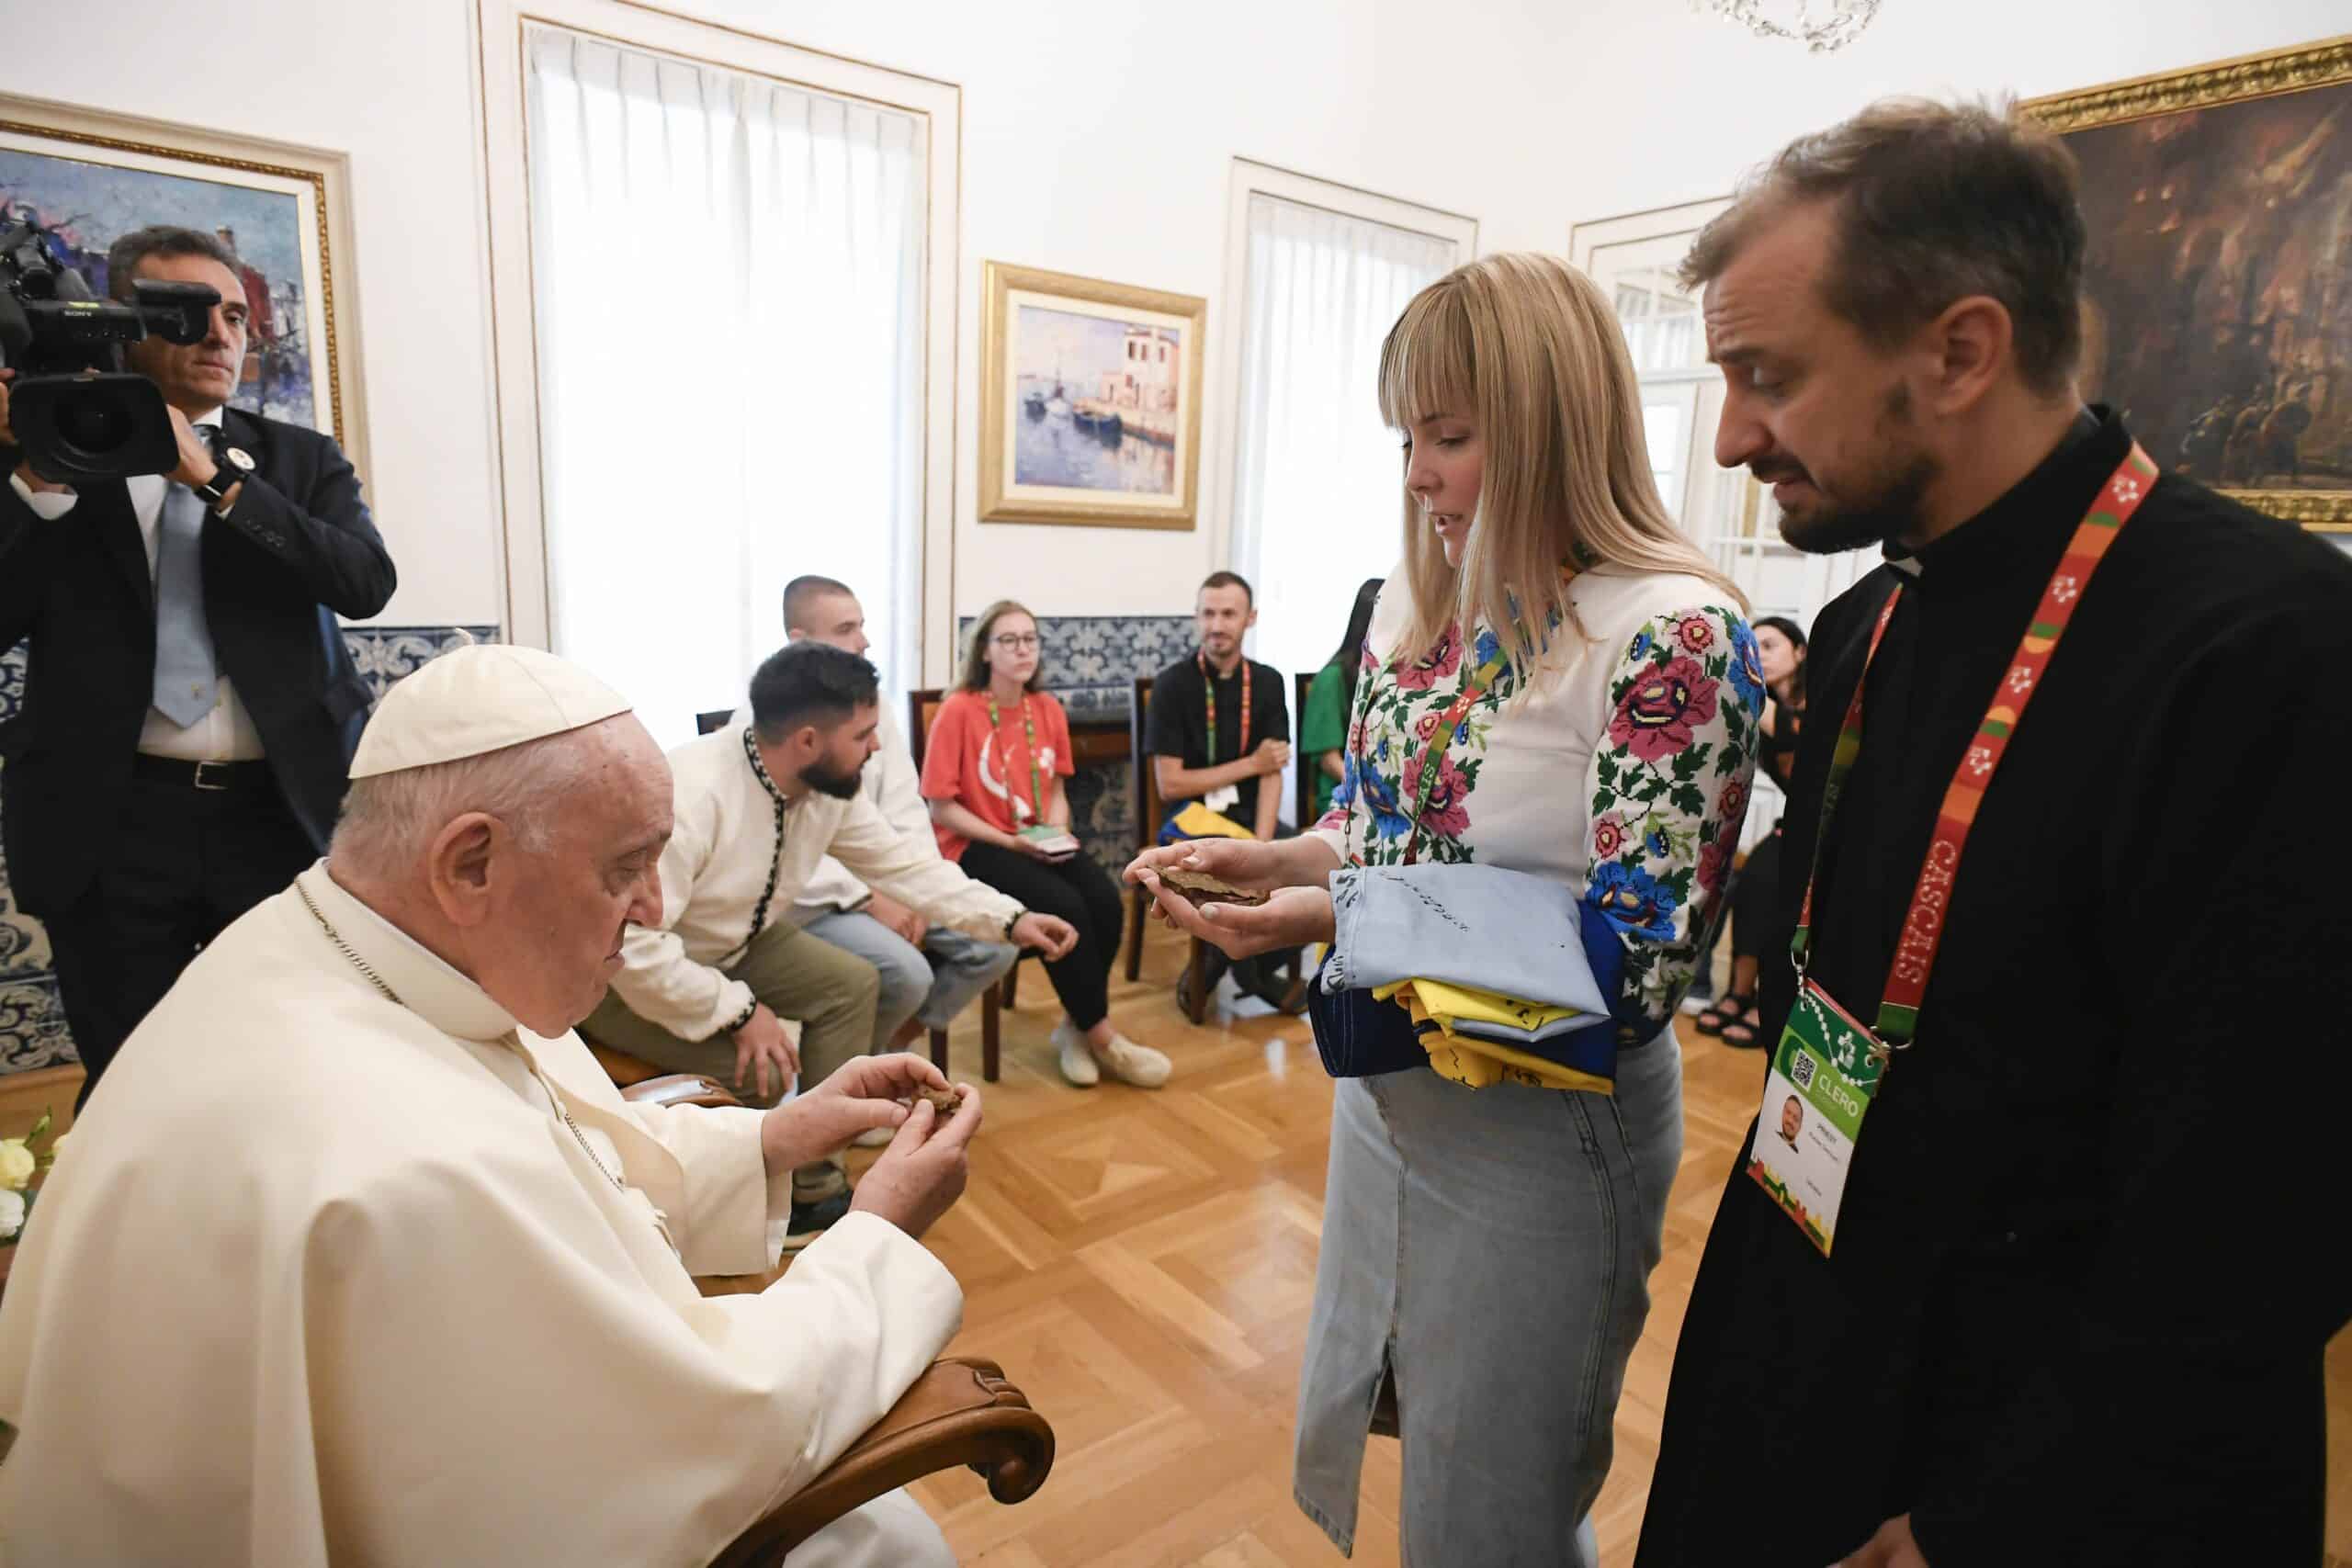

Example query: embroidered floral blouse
[1308,564,1765,1033]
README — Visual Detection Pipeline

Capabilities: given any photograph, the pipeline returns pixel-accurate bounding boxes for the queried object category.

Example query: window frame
[475,0,960,665]
[1206,159,1479,581]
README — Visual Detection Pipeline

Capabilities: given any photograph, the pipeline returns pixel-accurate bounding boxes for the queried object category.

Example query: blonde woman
[923,602,1170,1089]
[1130,253,1762,1562]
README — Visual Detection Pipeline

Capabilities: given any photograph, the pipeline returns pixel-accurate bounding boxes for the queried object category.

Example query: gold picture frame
[2019,36,2352,531]
[978,261,1205,530]
[0,92,368,481]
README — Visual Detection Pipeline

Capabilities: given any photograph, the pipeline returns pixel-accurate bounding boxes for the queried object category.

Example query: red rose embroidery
[1608,656,1719,762]
[1395,625,1463,692]
[1592,814,1626,859]
[1697,836,1729,897]
[1677,615,1716,654]
[1719,775,1748,825]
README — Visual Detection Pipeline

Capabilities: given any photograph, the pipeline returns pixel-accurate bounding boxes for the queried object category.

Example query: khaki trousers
[582,921,880,1202]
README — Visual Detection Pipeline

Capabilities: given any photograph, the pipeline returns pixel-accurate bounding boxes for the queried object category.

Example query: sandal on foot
[1694,993,1755,1037]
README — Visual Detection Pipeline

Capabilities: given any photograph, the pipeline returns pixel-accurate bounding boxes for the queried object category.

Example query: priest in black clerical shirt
[1635,102,2351,1568]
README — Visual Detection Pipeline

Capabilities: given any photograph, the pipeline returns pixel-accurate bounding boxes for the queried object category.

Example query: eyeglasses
[991,633,1041,650]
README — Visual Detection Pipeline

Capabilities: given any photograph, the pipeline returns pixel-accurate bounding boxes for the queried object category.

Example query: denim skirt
[1291,1030,1683,1565]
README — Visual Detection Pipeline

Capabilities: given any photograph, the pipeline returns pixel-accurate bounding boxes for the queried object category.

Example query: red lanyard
[1198,650,1250,766]
[984,693,1045,824]
[1794,443,2157,1050]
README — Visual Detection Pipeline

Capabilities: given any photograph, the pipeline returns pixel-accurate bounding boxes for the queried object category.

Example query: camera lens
[54,389,133,457]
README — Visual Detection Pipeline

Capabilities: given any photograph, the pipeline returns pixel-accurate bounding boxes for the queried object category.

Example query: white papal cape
[0,863,961,1566]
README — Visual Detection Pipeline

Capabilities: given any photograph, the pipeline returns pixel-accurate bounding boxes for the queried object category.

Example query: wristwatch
[191,439,255,512]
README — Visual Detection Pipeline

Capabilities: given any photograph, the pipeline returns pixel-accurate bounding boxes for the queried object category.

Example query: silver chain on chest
[296,881,628,1193]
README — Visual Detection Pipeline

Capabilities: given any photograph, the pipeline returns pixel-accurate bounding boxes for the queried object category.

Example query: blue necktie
[152,479,219,728]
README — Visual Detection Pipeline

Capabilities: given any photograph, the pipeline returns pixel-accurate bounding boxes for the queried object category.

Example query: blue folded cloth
[1322,863,1614,1017]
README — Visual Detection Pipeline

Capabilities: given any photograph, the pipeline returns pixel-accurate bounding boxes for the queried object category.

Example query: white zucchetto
[348,645,634,779]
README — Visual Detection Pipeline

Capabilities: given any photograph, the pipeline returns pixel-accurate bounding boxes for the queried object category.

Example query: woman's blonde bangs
[1376,284,1477,434]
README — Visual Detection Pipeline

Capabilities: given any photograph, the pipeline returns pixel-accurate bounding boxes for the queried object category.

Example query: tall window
[524,28,926,746]
[1225,177,1468,767]
[1573,200,1876,634]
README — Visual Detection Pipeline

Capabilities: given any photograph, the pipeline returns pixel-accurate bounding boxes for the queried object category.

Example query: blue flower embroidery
[1359,764,1410,841]
[1474,627,1502,669]
[1726,618,1767,718]
[1629,626,1653,662]
[1587,862,1679,943]
[1645,828,1670,860]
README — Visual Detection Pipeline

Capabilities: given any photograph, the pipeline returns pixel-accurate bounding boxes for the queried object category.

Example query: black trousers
[44,766,318,1107]
[958,842,1125,1031]
[1729,823,1792,968]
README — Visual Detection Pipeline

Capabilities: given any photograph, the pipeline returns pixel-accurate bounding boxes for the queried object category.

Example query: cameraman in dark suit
[0,225,395,1104]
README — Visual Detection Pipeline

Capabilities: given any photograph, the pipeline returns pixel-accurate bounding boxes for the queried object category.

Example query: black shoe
[783,1190,853,1253]
[1247,974,1310,1015]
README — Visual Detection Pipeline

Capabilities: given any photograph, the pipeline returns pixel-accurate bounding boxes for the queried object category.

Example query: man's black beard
[802,758,865,800]
[1768,381,1939,556]
[1776,451,1939,555]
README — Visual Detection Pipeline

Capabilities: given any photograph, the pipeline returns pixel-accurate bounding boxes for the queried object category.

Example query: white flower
[0,1188,23,1241]
[0,1139,35,1191]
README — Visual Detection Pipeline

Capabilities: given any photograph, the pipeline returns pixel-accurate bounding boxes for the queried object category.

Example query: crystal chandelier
[1693,0,1883,53]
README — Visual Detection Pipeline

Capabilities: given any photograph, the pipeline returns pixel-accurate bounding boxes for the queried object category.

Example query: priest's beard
[1767,383,1940,556]
[801,757,865,800]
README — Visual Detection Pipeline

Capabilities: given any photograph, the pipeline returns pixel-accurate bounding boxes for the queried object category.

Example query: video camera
[0,208,222,483]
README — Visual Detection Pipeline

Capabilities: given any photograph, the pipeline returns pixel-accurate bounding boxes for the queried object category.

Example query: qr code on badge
[1789,1053,1816,1090]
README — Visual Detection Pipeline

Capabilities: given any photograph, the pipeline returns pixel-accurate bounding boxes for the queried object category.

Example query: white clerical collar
[295,861,524,1043]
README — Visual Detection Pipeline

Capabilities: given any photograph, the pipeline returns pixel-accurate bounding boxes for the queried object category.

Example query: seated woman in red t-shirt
[922,601,1170,1089]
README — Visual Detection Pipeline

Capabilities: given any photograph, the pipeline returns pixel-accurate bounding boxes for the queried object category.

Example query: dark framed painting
[2022,35,2352,532]
[0,92,368,478]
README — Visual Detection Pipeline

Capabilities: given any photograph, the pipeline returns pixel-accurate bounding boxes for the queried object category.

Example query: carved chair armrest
[708,1355,1056,1566]
[617,1074,741,1111]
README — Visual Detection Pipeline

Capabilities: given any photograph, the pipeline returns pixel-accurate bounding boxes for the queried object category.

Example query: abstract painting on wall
[0,93,366,471]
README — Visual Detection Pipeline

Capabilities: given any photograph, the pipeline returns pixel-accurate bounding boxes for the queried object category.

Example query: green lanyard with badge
[1747,445,2157,1256]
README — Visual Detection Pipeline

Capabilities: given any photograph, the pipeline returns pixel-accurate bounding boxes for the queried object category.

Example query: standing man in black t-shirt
[1147,570,1304,1013]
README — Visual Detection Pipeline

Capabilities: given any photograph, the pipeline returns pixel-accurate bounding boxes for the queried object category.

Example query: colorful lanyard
[1198,649,1250,766]
[1793,444,2156,1057]
[1398,637,1510,865]
[984,692,1046,824]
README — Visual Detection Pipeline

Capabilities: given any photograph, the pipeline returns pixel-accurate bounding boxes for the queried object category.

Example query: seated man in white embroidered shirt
[586,639,1077,1247]
[779,575,1019,1073]
[0,644,978,1567]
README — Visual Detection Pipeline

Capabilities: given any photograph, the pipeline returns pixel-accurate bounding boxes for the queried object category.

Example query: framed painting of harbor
[979,261,1205,530]
[2020,34,2352,531]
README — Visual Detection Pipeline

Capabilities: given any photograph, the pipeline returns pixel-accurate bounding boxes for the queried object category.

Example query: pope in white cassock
[0,645,979,1566]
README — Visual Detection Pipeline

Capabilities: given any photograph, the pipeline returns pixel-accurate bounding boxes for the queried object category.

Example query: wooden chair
[1124,676,1215,1023]
[618,1073,1056,1560]
[907,688,1009,1082]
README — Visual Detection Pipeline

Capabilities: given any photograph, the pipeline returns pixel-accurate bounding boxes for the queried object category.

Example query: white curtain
[1229,194,1460,729]
[526,28,926,748]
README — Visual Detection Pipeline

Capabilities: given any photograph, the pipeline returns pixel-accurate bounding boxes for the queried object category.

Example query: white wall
[13,0,2345,634]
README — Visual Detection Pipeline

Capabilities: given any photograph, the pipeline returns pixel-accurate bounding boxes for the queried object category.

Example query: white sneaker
[1053,1019,1100,1088]
[1100,1033,1171,1089]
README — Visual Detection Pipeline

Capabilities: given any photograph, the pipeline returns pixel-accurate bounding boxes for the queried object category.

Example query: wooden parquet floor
[3,930,2345,1563]
[862,925,2352,1567]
